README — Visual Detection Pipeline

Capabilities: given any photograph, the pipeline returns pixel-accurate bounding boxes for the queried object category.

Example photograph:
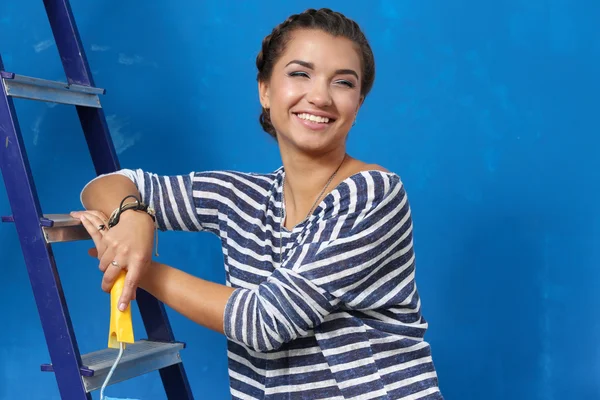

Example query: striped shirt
[106,167,443,399]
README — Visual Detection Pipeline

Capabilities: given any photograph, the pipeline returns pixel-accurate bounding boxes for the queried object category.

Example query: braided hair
[256,8,376,139]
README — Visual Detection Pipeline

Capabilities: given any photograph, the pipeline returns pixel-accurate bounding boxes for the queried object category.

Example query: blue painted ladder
[0,1,194,399]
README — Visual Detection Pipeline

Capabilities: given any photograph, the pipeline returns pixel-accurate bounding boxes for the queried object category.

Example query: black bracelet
[107,194,156,228]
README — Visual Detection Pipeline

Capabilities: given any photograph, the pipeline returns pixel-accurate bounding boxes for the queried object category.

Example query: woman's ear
[352,96,364,122]
[258,80,270,109]
[356,95,365,112]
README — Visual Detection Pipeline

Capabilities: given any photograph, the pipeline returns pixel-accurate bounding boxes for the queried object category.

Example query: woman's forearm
[81,174,141,217]
[139,261,235,334]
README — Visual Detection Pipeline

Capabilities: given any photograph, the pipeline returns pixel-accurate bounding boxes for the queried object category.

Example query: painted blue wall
[1,0,598,399]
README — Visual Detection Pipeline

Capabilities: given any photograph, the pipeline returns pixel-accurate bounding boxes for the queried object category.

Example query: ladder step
[42,213,91,243]
[1,71,104,108]
[41,340,185,393]
[2,213,91,243]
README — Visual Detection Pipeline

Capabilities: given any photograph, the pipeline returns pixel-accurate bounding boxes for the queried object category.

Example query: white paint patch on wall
[91,44,111,52]
[33,39,54,53]
[118,53,144,65]
[106,114,141,154]
[31,113,44,146]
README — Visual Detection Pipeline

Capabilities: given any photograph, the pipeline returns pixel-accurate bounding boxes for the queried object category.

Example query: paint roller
[100,270,139,400]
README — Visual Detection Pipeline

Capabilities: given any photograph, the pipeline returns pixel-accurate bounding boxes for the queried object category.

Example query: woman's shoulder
[355,162,390,174]
[337,161,402,196]
[308,162,407,241]
[341,158,397,178]
[319,160,405,220]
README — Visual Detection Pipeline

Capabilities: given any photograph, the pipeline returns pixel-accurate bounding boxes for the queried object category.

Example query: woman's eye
[288,71,309,78]
[337,80,355,88]
[287,72,355,88]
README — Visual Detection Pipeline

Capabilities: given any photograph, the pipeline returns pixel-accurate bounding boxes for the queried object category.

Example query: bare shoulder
[361,163,389,173]
[346,158,390,175]
[330,158,394,192]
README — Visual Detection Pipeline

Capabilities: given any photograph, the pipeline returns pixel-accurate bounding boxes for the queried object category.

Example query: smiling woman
[259,29,364,160]
[72,8,443,400]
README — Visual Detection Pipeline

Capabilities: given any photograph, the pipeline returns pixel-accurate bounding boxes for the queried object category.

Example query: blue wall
[1,0,599,399]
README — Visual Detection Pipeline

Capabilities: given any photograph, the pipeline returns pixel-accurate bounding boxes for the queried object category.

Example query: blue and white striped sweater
[107,167,442,399]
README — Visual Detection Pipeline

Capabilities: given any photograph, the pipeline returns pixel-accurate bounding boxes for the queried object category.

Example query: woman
[73,8,443,399]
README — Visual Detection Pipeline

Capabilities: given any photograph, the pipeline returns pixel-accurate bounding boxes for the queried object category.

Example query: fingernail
[119,302,127,311]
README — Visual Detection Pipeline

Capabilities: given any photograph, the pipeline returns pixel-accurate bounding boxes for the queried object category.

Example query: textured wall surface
[0,0,598,399]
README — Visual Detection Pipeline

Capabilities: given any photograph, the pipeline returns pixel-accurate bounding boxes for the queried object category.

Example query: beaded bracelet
[107,194,159,256]
[107,194,155,228]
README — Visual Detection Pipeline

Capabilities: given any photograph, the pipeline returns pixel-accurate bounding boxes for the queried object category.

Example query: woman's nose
[306,81,332,108]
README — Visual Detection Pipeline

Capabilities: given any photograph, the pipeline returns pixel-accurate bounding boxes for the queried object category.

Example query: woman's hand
[69,210,108,258]
[71,209,156,311]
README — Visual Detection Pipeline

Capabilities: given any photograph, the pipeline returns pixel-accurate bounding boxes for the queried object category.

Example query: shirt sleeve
[79,168,270,236]
[223,171,420,352]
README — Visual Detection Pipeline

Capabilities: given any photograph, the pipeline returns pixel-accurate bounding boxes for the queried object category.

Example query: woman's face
[259,29,364,156]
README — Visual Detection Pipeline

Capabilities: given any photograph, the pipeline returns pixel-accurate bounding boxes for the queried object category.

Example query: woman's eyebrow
[285,60,359,80]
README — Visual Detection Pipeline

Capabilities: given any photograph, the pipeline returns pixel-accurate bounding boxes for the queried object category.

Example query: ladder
[0,1,194,399]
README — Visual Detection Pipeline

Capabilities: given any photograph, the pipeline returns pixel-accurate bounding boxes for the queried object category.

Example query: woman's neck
[281,149,348,230]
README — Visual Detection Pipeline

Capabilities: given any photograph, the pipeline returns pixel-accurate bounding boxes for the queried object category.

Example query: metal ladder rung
[1,71,104,108]
[41,340,185,393]
[41,213,91,243]
[2,213,91,243]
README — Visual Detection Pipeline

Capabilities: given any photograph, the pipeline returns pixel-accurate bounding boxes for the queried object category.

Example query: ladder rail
[42,0,195,398]
[0,1,194,398]
[0,55,91,400]
[43,0,119,175]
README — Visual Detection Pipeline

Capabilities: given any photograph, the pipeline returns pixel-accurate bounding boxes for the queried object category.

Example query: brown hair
[256,8,376,139]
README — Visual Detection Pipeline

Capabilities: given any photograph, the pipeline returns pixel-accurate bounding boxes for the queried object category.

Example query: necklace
[279,154,347,265]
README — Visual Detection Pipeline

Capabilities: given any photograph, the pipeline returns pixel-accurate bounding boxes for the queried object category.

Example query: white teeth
[296,113,330,123]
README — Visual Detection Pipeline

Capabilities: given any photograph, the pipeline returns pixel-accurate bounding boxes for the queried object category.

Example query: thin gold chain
[279,154,347,265]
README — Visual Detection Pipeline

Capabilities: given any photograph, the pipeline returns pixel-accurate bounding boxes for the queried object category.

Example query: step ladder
[0,1,194,399]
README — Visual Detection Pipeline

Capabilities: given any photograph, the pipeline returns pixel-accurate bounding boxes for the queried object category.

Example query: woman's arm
[74,172,158,312]
[80,174,142,218]
[140,261,235,334]
[75,168,272,312]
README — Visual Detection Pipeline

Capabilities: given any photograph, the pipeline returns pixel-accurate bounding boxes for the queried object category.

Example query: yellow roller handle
[108,270,134,349]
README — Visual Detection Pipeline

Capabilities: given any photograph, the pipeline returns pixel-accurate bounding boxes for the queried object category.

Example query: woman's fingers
[80,212,107,232]
[117,260,142,310]
[71,210,144,307]
[71,210,108,231]
[102,260,124,293]
[84,210,109,222]
[72,209,154,307]
[78,214,107,258]
[98,245,118,274]
[88,247,99,259]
